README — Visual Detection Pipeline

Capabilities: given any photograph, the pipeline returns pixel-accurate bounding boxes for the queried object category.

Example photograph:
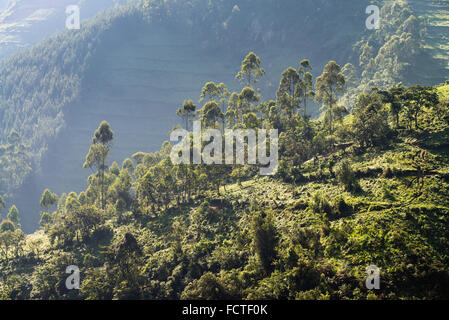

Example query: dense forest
[1,0,449,300]
[1,46,449,298]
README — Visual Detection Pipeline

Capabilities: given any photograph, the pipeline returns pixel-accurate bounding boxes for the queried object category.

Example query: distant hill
[0,0,125,60]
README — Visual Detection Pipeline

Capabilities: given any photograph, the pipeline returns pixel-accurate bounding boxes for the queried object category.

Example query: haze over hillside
[0,0,127,60]
[0,0,448,232]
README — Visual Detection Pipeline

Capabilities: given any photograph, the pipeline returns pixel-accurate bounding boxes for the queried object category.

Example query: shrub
[335,160,360,192]
[382,166,394,178]
[333,196,352,217]
[181,272,229,300]
[309,192,333,215]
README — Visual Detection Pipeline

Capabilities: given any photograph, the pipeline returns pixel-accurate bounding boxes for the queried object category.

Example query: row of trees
[48,52,444,224]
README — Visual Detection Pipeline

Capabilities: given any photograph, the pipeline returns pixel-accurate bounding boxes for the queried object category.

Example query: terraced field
[409,0,449,77]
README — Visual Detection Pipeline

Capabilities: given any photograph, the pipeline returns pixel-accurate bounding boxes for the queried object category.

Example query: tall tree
[0,195,5,219]
[200,82,230,131]
[40,189,58,211]
[84,121,114,209]
[297,59,315,118]
[251,211,278,274]
[200,82,220,102]
[402,85,439,129]
[375,85,405,128]
[238,87,259,120]
[225,92,239,128]
[7,205,19,228]
[122,158,135,173]
[236,52,265,88]
[315,61,346,133]
[199,101,223,128]
[177,99,197,130]
[277,67,300,116]
[352,92,390,148]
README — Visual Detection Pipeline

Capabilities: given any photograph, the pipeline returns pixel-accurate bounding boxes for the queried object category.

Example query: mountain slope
[0,0,448,232]
[409,0,449,73]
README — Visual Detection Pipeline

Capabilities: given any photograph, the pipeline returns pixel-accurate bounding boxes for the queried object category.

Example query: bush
[181,272,230,300]
[335,160,360,192]
[309,192,333,215]
[333,196,352,217]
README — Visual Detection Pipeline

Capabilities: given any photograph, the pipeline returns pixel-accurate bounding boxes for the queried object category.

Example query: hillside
[0,0,364,232]
[0,59,449,299]
[0,0,446,302]
[0,0,448,233]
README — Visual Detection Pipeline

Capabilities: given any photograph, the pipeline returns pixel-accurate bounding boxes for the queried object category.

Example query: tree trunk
[304,99,307,118]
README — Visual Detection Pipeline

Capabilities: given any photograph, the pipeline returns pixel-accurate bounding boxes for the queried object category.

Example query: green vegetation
[1,50,449,300]
[1,1,447,231]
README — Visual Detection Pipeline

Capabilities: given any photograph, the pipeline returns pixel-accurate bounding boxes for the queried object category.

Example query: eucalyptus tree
[352,92,390,148]
[238,87,259,120]
[40,189,58,211]
[177,100,197,131]
[7,205,20,228]
[375,85,405,128]
[402,85,439,130]
[236,52,265,88]
[0,195,5,219]
[109,162,121,176]
[278,67,300,97]
[277,59,314,118]
[297,59,315,118]
[277,67,300,116]
[200,82,220,102]
[122,158,135,173]
[226,92,240,127]
[216,83,231,113]
[199,101,223,128]
[200,82,230,131]
[83,121,114,209]
[315,61,346,133]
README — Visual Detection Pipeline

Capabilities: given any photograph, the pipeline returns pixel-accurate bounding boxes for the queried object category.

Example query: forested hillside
[1,0,448,232]
[0,0,449,301]
[0,47,448,299]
